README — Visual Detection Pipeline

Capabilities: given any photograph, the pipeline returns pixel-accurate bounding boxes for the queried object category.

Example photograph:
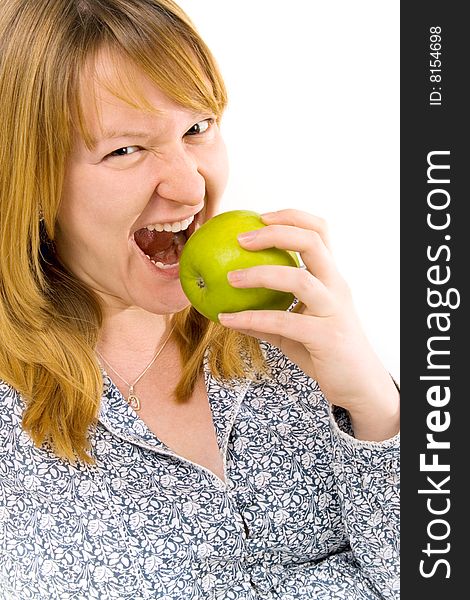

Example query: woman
[0,1,399,598]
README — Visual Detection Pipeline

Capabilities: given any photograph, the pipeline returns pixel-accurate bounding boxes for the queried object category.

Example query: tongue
[134,229,173,254]
[134,228,186,264]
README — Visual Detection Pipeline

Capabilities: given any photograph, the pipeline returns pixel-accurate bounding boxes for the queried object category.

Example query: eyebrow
[90,130,152,149]
[88,111,214,149]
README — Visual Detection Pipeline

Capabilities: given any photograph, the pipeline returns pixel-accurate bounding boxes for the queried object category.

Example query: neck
[97,306,174,357]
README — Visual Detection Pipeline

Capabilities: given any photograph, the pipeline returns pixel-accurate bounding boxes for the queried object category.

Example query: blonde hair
[0,0,265,463]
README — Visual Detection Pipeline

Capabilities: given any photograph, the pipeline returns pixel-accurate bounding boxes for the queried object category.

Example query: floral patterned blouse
[0,342,399,599]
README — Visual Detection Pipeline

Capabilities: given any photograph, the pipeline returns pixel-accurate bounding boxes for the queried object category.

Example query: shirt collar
[97,351,252,457]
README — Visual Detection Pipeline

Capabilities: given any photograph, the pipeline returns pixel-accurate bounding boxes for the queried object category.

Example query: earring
[39,213,55,256]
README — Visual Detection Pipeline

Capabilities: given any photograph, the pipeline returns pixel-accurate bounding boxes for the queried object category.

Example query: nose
[155,147,206,207]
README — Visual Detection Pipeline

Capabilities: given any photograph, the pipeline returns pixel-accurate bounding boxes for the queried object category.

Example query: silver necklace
[96,323,176,412]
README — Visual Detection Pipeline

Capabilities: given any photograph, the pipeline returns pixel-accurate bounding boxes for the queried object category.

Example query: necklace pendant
[97,323,175,415]
[127,387,141,412]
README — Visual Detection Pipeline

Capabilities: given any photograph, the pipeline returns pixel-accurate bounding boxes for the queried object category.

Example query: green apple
[179,210,300,322]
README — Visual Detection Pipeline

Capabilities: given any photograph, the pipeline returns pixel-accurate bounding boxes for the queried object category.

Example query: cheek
[56,169,120,261]
[57,187,99,248]
[57,175,88,240]
[58,165,138,233]
[200,138,229,203]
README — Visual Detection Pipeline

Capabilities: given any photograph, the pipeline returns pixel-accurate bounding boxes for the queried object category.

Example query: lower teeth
[150,259,178,270]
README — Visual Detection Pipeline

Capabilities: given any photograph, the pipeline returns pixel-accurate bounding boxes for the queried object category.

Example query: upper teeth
[146,215,195,233]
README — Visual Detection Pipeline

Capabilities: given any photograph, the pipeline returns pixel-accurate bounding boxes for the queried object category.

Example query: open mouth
[133,211,200,269]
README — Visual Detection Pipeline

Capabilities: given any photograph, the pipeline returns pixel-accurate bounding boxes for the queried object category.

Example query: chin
[132,284,192,316]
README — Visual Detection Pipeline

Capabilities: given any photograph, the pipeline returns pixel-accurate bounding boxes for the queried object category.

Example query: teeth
[150,259,178,270]
[146,214,194,233]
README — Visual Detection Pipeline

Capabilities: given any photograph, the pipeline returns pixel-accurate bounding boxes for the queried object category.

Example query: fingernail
[237,230,258,243]
[227,270,245,284]
[260,211,278,223]
[218,313,236,323]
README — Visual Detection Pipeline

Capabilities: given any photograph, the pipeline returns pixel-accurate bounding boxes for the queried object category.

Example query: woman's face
[55,50,229,315]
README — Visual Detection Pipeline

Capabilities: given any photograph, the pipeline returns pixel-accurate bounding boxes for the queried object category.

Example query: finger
[227,265,333,316]
[214,326,282,349]
[237,224,340,286]
[218,308,316,347]
[260,209,331,250]
[291,300,307,314]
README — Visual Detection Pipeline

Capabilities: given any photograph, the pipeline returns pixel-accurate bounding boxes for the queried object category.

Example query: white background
[178,0,400,381]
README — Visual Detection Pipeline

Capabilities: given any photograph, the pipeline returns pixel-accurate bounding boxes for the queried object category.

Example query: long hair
[0,0,265,463]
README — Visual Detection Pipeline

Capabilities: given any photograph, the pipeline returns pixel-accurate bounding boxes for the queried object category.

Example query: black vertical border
[401,2,466,597]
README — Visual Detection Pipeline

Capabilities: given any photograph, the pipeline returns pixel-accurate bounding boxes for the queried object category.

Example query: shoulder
[0,377,24,403]
[257,342,355,436]
[257,341,334,412]
[249,341,330,424]
[0,378,24,410]
[0,379,27,445]
[259,341,319,390]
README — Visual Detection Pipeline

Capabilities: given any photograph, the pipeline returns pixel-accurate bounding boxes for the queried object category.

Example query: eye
[185,118,215,136]
[106,145,142,158]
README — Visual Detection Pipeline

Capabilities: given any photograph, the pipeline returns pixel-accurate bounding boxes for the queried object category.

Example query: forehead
[76,49,202,146]
[79,50,162,126]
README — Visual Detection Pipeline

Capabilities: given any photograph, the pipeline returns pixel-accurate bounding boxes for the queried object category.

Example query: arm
[218,208,400,441]
[330,405,400,598]
[219,208,400,597]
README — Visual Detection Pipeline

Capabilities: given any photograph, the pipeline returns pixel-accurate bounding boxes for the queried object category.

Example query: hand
[218,209,399,442]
